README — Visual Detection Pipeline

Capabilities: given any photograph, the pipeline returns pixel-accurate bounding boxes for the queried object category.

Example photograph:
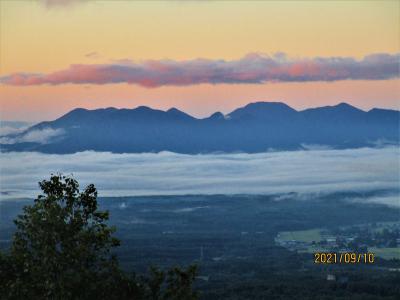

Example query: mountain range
[1,102,399,154]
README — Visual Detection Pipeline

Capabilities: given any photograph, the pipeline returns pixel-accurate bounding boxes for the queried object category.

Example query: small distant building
[212,257,223,262]
[338,276,349,284]
[338,248,352,253]
[327,274,336,281]
[326,237,336,243]
[196,276,209,282]
[388,268,400,272]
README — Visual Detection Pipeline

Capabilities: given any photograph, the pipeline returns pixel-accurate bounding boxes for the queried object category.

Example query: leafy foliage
[0,174,197,300]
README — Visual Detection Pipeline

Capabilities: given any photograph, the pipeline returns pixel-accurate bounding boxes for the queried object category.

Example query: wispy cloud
[1,53,398,88]
[0,122,32,136]
[85,51,100,59]
[0,148,398,205]
[0,128,64,144]
[41,0,83,8]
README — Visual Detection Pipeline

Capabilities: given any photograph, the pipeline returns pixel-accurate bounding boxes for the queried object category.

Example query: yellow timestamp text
[314,252,375,264]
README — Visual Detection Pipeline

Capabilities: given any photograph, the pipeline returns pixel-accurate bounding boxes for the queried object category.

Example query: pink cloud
[1,53,398,88]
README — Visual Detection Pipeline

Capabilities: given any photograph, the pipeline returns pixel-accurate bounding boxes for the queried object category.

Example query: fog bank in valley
[0,148,398,206]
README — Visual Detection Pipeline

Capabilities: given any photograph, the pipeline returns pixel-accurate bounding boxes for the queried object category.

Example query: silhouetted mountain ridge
[1,102,398,154]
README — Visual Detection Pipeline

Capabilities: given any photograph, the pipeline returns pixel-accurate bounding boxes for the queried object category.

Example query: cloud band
[0,148,398,201]
[1,53,398,87]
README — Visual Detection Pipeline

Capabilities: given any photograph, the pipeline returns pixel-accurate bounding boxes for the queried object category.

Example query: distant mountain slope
[1,102,399,154]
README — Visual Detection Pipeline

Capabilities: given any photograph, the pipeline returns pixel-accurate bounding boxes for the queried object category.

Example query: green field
[299,245,330,254]
[371,221,400,233]
[369,247,400,260]
[276,229,322,243]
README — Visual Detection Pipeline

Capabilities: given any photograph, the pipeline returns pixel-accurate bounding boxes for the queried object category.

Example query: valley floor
[1,192,399,299]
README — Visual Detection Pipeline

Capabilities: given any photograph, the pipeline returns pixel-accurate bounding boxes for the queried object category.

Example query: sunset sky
[0,0,399,122]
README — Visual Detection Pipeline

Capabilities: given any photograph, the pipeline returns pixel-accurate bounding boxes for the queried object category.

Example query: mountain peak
[69,107,88,114]
[333,102,361,111]
[336,102,352,107]
[227,101,297,120]
[247,101,291,107]
[302,102,365,115]
[134,105,152,112]
[167,108,194,120]
[243,101,297,112]
[55,107,89,122]
[103,107,118,111]
[167,108,182,113]
[207,112,225,120]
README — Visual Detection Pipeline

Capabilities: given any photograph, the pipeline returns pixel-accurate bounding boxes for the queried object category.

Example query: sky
[0,0,399,122]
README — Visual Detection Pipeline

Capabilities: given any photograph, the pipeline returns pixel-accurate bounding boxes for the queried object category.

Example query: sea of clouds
[0,147,398,206]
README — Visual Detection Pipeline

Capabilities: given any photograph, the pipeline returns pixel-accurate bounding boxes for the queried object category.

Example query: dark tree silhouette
[0,174,197,300]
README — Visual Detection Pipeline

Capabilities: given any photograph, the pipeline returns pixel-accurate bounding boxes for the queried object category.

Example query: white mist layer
[0,148,399,206]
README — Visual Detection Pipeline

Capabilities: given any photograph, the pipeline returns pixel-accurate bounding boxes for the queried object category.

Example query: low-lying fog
[0,147,398,206]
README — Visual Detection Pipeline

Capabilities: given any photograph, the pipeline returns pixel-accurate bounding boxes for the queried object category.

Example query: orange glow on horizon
[1,79,399,122]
